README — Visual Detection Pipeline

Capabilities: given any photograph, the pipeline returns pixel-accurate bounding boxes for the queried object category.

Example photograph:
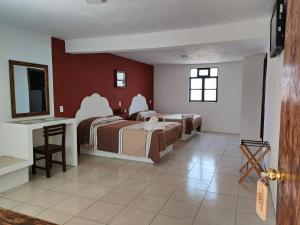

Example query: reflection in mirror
[9,60,49,118]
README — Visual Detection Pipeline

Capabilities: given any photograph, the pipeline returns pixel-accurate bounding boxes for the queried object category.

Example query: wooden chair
[32,124,66,178]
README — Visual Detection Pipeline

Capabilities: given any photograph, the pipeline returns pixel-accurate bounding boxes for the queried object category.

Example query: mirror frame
[9,60,50,118]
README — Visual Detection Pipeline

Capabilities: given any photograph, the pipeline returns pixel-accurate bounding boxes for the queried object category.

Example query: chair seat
[34,144,63,154]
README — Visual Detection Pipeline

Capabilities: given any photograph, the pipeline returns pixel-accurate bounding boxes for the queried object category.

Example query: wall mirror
[114,70,127,88]
[9,60,50,118]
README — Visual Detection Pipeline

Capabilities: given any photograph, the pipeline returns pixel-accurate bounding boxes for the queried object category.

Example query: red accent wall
[51,38,154,118]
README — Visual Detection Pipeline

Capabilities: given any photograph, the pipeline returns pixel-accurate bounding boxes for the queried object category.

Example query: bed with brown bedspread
[158,114,202,135]
[130,111,202,135]
[77,117,182,163]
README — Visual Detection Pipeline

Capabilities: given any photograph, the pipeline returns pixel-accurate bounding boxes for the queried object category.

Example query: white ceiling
[0,0,274,39]
[115,39,268,65]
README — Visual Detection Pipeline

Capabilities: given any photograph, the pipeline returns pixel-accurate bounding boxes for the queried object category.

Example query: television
[270,0,286,58]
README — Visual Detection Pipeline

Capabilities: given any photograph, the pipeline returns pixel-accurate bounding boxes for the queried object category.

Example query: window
[189,67,218,102]
[114,70,127,88]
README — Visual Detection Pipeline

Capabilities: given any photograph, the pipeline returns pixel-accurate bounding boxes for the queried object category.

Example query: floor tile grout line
[191,134,222,225]
[191,179,213,224]
[35,194,97,223]
[142,158,178,224]
[147,188,177,225]
[193,134,238,224]
[101,167,168,224]
[2,133,270,225]
[36,173,128,224]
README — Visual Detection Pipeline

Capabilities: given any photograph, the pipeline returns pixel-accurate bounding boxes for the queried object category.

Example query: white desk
[0,117,77,192]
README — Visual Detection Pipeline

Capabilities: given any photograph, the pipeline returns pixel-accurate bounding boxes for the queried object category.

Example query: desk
[0,117,77,192]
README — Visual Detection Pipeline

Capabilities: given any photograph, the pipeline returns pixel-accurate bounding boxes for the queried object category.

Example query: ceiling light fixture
[86,0,107,5]
[181,54,189,59]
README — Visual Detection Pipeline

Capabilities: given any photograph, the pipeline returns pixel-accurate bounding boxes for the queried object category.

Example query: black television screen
[270,0,286,58]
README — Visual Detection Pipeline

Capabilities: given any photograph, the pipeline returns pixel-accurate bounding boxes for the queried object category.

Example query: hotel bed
[76,94,182,163]
[129,94,202,140]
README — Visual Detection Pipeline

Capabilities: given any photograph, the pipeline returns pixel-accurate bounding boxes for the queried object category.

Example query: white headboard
[129,94,149,116]
[75,93,113,124]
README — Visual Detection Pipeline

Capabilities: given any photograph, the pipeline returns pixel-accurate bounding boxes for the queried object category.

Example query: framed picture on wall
[114,70,127,88]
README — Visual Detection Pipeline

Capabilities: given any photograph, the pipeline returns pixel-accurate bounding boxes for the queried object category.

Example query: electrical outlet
[124,108,128,113]
[59,106,64,113]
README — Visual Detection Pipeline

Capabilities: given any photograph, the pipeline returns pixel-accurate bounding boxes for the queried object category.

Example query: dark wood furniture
[32,124,66,178]
[113,108,128,119]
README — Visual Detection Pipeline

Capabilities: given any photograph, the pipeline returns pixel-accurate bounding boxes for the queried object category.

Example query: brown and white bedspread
[130,111,202,135]
[77,117,182,163]
[158,114,202,135]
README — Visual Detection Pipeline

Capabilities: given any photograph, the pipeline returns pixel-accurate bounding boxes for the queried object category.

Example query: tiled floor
[0,132,276,225]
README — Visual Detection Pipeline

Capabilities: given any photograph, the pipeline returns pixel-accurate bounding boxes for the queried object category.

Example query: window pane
[190,69,197,77]
[117,80,125,87]
[191,78,202,89]
[205,78,217,89]
[199,69,209,76]
[117,72,125,80]
[204,90,217,101]
[190,90,202,101]
[210,68,218,77]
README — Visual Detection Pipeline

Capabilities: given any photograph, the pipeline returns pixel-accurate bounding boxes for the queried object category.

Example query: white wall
[0,22,54,150]
[238,50,284,210]
[240,53,265,140]
[154,61,242,133]
[264,53,284,210]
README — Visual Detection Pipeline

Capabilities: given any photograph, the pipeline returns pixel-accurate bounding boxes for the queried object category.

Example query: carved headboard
[129,94,149,116]
[75,93,113,124]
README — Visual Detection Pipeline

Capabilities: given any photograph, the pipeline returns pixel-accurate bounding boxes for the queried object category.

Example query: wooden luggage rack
[239,139,270,183]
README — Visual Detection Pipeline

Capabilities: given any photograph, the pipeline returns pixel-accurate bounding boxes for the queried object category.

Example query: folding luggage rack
[239,139,270,183]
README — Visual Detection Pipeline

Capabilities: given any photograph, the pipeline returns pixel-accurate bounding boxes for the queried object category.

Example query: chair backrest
[43,124,66,147]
